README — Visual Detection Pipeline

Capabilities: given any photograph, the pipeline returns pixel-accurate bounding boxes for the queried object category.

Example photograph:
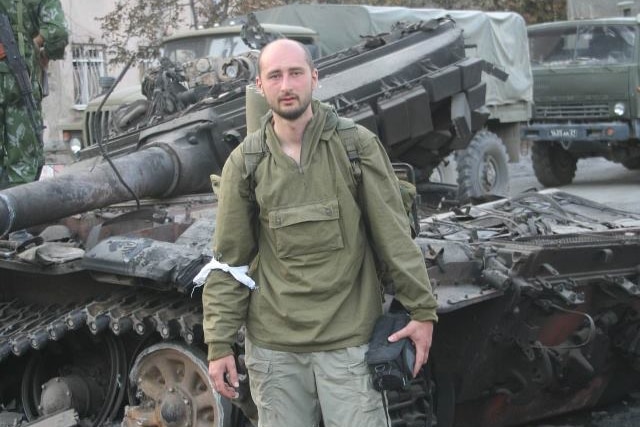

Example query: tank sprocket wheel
[124,341,233,427]
[20,331,127,426]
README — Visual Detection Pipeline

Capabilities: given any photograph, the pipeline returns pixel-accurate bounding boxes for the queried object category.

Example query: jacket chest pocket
[268,199,344,259]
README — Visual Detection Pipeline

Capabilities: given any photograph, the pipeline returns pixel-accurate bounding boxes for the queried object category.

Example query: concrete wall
[41,0,193,150]
[42,0,136,147]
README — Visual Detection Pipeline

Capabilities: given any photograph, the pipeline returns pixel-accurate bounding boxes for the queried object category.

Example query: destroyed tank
[2,16,640,427]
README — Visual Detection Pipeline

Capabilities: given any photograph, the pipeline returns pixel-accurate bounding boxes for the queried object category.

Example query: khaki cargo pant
[245,339,389,427]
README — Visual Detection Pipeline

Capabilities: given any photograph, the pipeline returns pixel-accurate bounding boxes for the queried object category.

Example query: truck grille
[535,103,609,119]
[84,110,111,146]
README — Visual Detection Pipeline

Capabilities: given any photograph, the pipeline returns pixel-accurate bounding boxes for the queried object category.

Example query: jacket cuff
[410,309,438,323]
[208,343,235,361]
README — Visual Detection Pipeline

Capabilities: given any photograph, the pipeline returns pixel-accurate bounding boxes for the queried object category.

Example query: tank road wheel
[456,131,510,202]
[621,156,640,170]
[20,331,128,426]
[124,342,233,427]
[531,141,577,187]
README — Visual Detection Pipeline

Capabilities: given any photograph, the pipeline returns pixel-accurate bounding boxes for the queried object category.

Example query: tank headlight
[614,102,626,116]
[195,58,211,73]
[225,62,239,79]
[69,137,82,154]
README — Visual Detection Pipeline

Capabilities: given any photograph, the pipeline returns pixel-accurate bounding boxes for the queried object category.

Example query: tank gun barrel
[0,141,216,236]
[0,18,489,236]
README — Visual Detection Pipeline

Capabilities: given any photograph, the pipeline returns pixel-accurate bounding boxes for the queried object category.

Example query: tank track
[0,288,203,364]
[1,288,433,426]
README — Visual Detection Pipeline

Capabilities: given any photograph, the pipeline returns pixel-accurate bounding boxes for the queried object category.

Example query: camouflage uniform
[0,0,68,187]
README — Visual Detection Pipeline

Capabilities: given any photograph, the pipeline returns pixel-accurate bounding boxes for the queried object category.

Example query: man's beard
[271,93,312,121]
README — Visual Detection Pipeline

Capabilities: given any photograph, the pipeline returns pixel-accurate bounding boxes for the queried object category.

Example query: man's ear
[311,68,319,90]
[256,76,263,93]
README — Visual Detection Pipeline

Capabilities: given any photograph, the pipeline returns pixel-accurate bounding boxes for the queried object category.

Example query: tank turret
[0,18,486,236]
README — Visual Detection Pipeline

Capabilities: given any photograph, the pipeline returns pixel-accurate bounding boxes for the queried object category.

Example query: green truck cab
[523,17,640,186]
[82,23,319,147]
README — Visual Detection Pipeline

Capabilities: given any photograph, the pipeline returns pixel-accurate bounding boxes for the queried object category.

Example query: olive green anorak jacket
[203,101,437,360]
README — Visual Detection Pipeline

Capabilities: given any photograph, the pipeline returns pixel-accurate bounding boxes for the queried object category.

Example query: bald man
[202,39,437,426]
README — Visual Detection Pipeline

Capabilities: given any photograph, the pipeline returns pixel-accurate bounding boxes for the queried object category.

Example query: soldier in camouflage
[0,0,68,188]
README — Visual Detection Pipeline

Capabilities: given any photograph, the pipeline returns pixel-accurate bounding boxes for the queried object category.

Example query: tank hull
[2,16,640,427]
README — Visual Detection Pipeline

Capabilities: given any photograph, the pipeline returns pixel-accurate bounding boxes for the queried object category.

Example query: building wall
[41,0,193,149]
[42,0,131,147]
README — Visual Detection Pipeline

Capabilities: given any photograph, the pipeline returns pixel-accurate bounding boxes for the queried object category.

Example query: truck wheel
[621,156,640,170]
[456,130,509,201]
[531,141,577,187]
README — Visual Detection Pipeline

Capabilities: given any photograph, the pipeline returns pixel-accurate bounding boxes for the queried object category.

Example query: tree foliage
[98,0,183,64]
[98,0,565,65]
[98,0,291,64]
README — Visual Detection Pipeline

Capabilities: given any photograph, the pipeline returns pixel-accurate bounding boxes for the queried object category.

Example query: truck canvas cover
[254,4,533,122]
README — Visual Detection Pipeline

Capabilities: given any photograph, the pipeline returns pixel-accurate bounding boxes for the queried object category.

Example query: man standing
[0,0,68,187]
[202,39,437,426]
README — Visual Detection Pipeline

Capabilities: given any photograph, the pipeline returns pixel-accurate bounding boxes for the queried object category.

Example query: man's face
[257,41,318,121]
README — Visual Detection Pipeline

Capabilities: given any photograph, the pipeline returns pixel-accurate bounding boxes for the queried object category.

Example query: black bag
[365,312,416,391]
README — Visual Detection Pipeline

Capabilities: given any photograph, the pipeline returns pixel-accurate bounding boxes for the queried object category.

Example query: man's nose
[279,74,292,90]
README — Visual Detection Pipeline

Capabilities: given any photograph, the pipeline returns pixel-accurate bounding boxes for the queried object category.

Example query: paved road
[509,154,640,212]
[507,155,640,427]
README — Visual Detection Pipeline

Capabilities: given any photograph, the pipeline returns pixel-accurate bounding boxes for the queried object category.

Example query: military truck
[254,4,534,200]
[81,22,320,148]
[83,5,533,201]
[523,17,640,186]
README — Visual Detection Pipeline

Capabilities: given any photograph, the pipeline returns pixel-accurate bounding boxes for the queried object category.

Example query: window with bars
[72,44,106,109]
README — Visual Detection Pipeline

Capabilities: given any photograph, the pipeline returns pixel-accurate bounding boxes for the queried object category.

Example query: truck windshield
[529,24,636,65]
[161,34,318,64]
[161,35,251,63]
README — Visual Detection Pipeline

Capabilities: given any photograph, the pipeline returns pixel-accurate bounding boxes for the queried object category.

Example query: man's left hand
[388,320,434,377]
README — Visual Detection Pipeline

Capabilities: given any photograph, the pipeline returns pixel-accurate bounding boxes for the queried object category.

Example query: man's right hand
[209,354,240,399]
[0,43,5,60]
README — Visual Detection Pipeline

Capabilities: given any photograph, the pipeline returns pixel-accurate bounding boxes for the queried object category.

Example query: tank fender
[82,235,208,292]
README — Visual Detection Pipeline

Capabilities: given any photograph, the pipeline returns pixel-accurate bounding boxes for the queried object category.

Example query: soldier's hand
[33,34,44,48]
[32,34,48,68]
[209,355,240,399]
[388,319,434,377]
[0,43,5,60]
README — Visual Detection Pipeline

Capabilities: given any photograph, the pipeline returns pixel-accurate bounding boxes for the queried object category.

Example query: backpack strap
[335,117,420,238]
[243,116,360,199]
[242,128,269,202]
[336,117,362,186]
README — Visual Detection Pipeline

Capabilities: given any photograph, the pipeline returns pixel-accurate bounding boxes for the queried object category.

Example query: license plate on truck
[550,128,577,138]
